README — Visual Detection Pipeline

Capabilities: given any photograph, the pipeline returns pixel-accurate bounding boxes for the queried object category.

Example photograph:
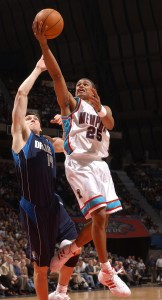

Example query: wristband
[97,105,107,117]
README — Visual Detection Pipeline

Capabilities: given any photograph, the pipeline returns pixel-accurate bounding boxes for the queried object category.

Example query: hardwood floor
[2,285,162,300]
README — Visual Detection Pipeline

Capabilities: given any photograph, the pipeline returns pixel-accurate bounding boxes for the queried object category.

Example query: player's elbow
[17,89,27,98]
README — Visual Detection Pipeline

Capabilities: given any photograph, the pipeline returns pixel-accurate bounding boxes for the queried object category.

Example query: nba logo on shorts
[77,189,83,199]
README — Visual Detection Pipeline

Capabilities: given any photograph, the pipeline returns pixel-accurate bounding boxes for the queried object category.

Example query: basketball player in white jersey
[33,20,131,298]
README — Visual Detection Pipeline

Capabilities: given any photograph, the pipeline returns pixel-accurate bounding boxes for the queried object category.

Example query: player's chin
[30,126,40,134]
[76,93,87,99]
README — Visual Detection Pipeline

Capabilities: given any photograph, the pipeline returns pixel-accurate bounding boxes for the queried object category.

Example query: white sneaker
[98,269,131,297]
[50,240,78,272]
[48,291,70,300]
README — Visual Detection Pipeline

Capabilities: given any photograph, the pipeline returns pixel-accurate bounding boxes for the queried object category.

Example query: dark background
[0,0,162,164]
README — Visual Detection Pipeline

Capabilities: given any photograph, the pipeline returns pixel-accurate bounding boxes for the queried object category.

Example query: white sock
[56,283,68,295]
[101,260,112,272]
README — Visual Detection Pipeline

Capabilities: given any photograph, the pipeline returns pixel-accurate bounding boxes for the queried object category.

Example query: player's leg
[50,222,92,273]
[73,220,92,247]
[91,207,108,263]
[51,162,131,297]
[90,206,131,297]
[96,165,131,297]
[33,262,48,300]
[49,265,73,300]
[49,196,80,299]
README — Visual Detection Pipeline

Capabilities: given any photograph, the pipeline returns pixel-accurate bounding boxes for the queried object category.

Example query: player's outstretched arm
[44,135,64,153]
[44,114,64,153]
[32,21,76,116]
[12,56,47,135]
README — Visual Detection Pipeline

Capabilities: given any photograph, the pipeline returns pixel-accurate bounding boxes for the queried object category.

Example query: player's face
[25,115,41,134]
[75,79,94,101]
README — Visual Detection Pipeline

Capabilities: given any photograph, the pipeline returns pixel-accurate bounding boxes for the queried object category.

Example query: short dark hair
[76,78,97,89]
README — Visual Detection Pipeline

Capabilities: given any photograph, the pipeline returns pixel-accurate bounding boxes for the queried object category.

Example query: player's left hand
[89,88,101,112]
[36,55,47,72]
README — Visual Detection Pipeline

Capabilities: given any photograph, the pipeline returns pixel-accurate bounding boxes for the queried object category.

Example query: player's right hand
[50,114,62,125]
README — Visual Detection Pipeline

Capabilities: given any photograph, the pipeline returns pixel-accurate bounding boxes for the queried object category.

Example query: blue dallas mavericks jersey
[12,132,56,207]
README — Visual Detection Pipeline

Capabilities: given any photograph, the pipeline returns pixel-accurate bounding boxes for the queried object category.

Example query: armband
[97,105,107,117]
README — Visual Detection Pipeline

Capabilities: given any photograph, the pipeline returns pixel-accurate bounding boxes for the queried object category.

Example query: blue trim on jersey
[106,199,121,211]
[20,197,36,223]
[81,196,106,216]
[23,132,33,158]
[63,117,72,155]
[62,97,81,155]
[12,150,19,166]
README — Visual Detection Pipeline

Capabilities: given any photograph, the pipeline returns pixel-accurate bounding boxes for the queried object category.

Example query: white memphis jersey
[62,97,110,158]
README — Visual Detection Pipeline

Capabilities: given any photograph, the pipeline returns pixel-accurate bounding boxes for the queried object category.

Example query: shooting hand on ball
[32,20,47,45]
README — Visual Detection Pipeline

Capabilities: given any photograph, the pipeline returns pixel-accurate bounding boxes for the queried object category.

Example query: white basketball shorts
[65,156,123,219]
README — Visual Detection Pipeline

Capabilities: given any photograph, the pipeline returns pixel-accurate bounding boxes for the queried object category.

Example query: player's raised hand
[32,19,47,45]
[50,114,62,126]
[89,88,101,112]
[36,55,47,72]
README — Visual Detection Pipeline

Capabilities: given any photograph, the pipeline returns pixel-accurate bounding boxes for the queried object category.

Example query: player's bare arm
[12,57,47,153]
[44,135,64,153]
[44,114,65,153]
[32,20,76,115]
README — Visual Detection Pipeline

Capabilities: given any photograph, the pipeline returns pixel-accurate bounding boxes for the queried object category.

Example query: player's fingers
[38,21,44,34]
[50,119,57,123]
[32,20,41,37]
[92,89,100,101]
[54,114,62,119]
[50,119,61,124]
[32,21,37,34]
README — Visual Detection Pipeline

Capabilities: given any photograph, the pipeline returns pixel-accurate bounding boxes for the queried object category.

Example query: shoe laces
[102,268,123,288]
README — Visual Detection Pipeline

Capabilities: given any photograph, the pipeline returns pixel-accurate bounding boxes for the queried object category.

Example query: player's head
[75,78,97,100]
[25,111,42,134]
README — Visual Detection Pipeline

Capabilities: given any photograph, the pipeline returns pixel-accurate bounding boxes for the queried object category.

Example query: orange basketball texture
[35,8,64,39]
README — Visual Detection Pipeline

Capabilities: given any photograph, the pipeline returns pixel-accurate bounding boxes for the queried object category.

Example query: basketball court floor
[3,286,162,300]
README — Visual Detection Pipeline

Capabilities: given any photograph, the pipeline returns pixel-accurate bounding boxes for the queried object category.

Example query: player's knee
[91,207,106,227]
[64,254,79,268]
[34,262,48,275]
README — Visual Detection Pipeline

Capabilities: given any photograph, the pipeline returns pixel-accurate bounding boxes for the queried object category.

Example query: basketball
[35,8,64,39]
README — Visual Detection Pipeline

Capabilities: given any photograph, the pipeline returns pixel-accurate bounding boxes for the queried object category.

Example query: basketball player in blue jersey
[33,22,131,298]
[11,56,91,300]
